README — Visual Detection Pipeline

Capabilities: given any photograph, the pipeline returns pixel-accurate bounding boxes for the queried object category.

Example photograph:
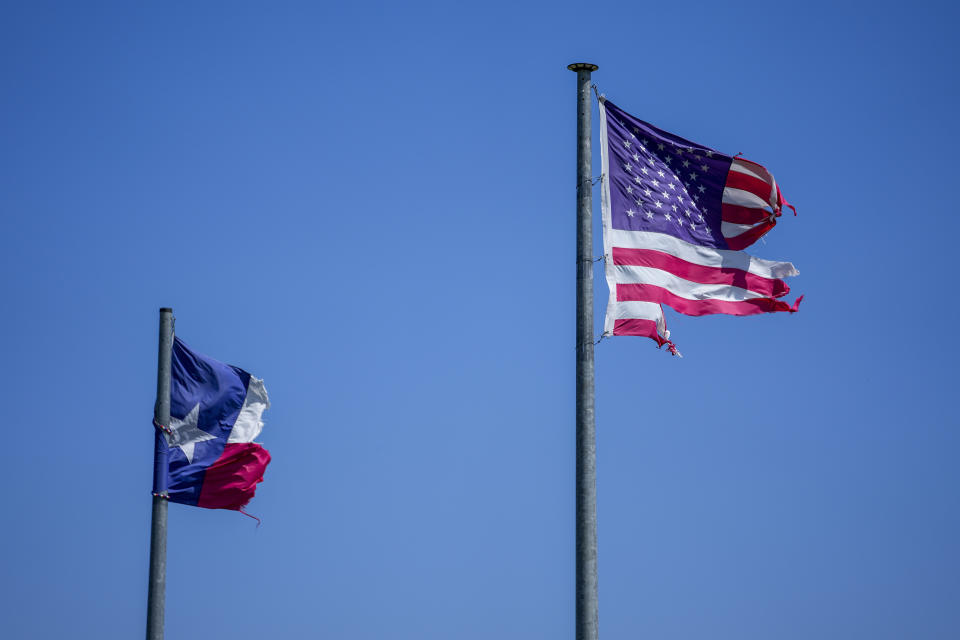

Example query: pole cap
[567,63,598,72]
[159,307,172,312]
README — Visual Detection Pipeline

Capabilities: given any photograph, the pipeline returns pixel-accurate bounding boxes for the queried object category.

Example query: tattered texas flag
[153,337,271,512]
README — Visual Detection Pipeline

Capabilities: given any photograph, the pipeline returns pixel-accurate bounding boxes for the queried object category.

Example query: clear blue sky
[2,2,958,638]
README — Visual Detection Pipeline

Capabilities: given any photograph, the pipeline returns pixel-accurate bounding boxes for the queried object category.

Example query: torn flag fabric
[153,337,271,511]
[598,97,802,354]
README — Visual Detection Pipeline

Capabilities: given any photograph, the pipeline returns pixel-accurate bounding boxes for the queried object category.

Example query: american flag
[598,98,802,355]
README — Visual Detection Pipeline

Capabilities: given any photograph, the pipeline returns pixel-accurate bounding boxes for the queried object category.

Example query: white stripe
[227,376,270,444]
[609,300,663,320]
[730,158,771,183]
[721,220,762,237]
[722,186,771,209]
[615,265,765,301]
[729,158,777,205]
[608,301,668,337]
[608,228,799,279]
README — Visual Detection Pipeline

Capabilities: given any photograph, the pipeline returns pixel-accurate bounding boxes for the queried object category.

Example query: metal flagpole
[568,62,599,640]
[147,307,173,640]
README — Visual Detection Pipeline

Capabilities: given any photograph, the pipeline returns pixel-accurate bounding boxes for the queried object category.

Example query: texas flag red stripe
[197,443,272,510]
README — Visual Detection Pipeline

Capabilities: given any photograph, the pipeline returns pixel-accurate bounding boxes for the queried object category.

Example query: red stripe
[612,247,789,298]
[724,219,776,251]
[722,203,770,225]
[613,318,667,345]
[197,443,271,510]
[617,283,802,317]
[725,170,773,204]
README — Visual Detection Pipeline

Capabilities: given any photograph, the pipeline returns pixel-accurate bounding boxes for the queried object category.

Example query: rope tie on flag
[238,508,261,527]
[152,418,173,436]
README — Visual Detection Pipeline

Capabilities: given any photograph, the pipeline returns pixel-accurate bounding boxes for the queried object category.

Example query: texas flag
[153,337,271,512]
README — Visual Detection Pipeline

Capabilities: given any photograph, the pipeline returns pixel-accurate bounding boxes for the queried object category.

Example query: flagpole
[147,307,173,640]
[568,62,599,640]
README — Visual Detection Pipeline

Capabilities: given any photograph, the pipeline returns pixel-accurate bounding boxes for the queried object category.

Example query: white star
[632,153,640,161]
[676,218,683,227]
[626,185,634,194]
[657,143,665,151]
[682,160,690,168]
[701,164,709,172]
[668,182,676,190]
[672,204,678,212]
[633,126,640,134]
[698,184,706,193]
[684,209,691,217]
[624,163,632,172]
[645,210,654,219]
[665,156,672,165]
[644,188,652,196]
[664,213,671,221]
[641,166,649,175]
[662,191,670,199]
[622,140,631,148]
[642,138,650,146]
[696,214,704,222]
[689,172,698,181]
[648,157,655,166]
[655,201,663,208]
[652,180,659,188]
[657,170,665,178]
[706,150,714,157]
[166,403,216,464]
[636,198,643,206]
[634,176,643,184]
[627,208,636,217]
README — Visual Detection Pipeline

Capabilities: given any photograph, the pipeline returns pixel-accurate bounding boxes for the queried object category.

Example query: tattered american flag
[598,98,802,355]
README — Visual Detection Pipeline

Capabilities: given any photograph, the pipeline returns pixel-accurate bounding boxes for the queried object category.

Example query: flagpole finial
[567,62,598,72]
